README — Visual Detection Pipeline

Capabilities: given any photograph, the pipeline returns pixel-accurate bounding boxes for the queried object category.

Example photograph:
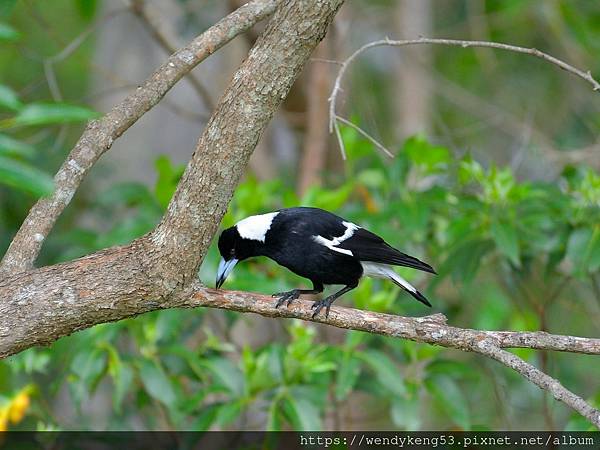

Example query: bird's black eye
[230,249,235,257]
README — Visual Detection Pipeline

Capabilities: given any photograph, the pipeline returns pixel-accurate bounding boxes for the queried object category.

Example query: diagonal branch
[0,0,279,276]
[474,340,600,430]
[129,0,215,111]
[178,286,600,428]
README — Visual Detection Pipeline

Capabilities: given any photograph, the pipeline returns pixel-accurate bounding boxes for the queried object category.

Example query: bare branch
[328,37,600,158]
[129,0,215,111]
[43,8,127,101]
[335,115,393,158]
[182,286,600,429]
[0,0,279,276]
[181,287,600,355]
[2,273,598,426]
[475,340,600,429]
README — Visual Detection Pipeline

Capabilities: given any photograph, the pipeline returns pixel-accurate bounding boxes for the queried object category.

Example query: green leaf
[0,22,20,41]
[566,227,600,275]
[6,102,99,128]
[105,344,133,413]
[76,0,98,20]
[0,156,54,196]
[403,134,451,173]
[215,401,243,426]
[425,375,470,430]
[391,395,421,430]
[440,238,494,285]
[359,349,407,397]
[191,403,220,430]
[0,134,35,158]
[283,395,321,431]
[137,359,177,407]
[335,355,361,400]
[154,155,184,209]
[490,219,521,266]
[202,357,245,397]
[71,349,107,394]
[266,396,282,431]
[0,84,22,111]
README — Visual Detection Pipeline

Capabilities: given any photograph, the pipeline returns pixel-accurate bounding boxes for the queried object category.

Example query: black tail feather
[388,277,433,307]
[410,289,432,307]
[390,251,437,274]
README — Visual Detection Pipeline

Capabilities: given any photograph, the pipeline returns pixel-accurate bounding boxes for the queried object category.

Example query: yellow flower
[0,406,9,432]
[9,391,30,424]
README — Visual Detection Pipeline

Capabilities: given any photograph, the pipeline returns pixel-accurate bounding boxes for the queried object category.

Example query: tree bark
[0,0,279,276]
[0,0,345,357]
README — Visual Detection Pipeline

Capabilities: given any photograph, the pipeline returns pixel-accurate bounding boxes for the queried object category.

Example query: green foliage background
[0,0,599,431]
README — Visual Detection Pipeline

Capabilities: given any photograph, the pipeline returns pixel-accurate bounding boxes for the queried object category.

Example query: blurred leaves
[0,156,54,196]
[1,102,99,128]
[0,22,19,41]
[0,85,22,111]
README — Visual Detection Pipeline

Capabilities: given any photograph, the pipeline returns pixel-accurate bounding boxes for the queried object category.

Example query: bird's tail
[388,272,432,307]
[362,262,432,307]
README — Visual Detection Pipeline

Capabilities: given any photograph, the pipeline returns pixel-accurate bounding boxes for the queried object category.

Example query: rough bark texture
[1,281,598,426]
[150,0,345,284]
[0,0,279,276]
[0,0,345,356]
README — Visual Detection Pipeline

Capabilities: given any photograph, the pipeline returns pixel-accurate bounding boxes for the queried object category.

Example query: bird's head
[216,226,258,289]
[216,212,277,289]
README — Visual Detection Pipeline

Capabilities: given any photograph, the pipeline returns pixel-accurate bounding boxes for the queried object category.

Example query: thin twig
[43,8,126,101]
[474,338,600,429]
[310,57,343,66]
[335,114,394,158]
[328,37,600,158]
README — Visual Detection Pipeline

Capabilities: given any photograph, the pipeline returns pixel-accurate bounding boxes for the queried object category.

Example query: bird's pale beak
[216,257,238,289]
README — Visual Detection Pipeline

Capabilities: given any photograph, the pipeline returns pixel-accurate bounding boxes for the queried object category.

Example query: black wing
[338,227,436,274]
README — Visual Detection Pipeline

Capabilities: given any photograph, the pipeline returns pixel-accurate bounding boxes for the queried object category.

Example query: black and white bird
[216,207,435,318]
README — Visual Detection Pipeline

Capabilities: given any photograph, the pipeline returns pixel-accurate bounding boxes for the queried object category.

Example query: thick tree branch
[1,279,598,426]
[148,0,344,283]
[178,286,600,428]
[181,287,600,355]
[0,0,345,354]
[0,0,279,276]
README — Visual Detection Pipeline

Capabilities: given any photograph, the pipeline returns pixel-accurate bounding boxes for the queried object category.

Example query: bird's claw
[311,297,333,319]
[273,290,300,309]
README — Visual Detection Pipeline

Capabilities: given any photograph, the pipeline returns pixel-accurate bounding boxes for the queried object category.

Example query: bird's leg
[311,283,357,319]
[273,281,324,308]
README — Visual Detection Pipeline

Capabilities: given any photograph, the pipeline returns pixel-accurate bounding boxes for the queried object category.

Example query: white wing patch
[361,262,417,293]
[236,212,279,242]
[312,221,359,256]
